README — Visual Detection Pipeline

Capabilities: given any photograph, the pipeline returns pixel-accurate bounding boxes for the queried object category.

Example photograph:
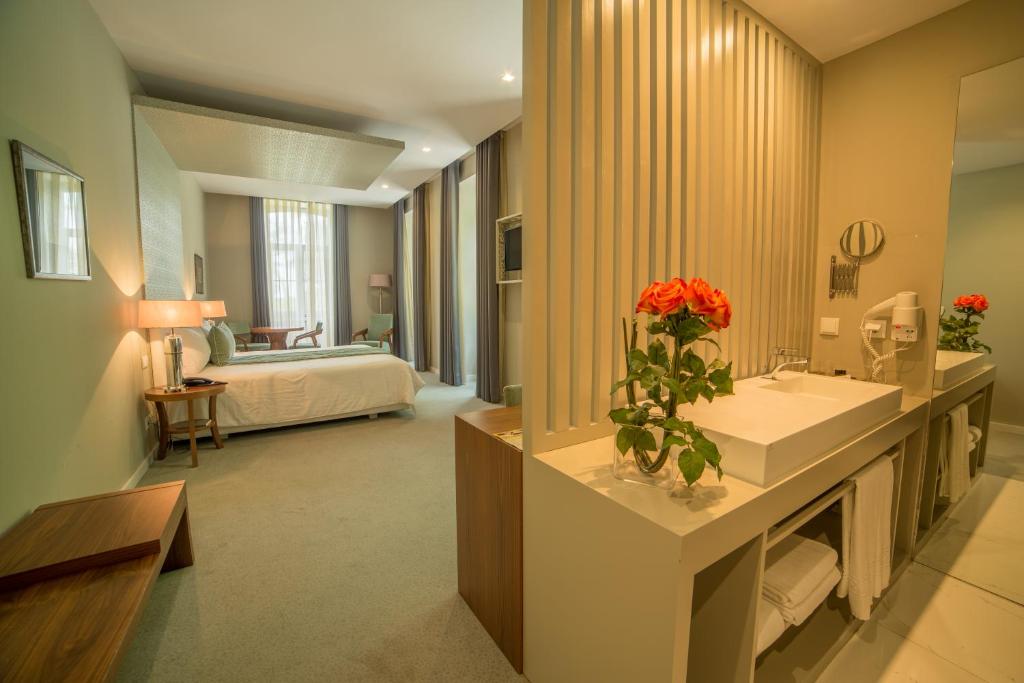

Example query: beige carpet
[119,375,523,683]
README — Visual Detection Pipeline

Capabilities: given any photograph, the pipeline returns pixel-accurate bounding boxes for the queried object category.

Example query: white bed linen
[170,351,424,431]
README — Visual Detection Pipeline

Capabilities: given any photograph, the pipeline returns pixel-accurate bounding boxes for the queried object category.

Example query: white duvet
[170,351,425,431]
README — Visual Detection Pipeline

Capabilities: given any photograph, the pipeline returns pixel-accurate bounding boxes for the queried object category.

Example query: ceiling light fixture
[382,184,390,189]
[422,146,432,153]
[502,72,516,82]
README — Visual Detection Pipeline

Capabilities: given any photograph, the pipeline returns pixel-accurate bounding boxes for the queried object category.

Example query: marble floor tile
[872,563,1024,682]
[818,621,985,683]
[915,474,1024,604]
[984,429,1024,483]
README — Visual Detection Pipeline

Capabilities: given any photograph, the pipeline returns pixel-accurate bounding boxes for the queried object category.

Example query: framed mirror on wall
[936,57,1022,424]
[9,140,92,280]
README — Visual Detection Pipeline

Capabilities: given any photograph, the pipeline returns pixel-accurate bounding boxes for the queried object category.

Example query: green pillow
[207,321,236,366]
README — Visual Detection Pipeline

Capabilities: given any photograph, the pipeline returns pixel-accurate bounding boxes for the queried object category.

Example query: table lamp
[139,300,203,392]
[368,273,392,313]
[199,300,227,320]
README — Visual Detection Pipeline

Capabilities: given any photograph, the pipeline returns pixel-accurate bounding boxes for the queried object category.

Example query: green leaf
[683,379,704,405]
[693,433,721,467]
[628,348,649,372]
[616,426,639,455]
[677,317,710,344]
[662,377,683,397]
[610,378,631,394]
[714,377,734,396]
[662,416,689,432]
[646,384,662,403]
[608,407,636,425]
[699,336,722,352]
[700,384,716,401]
[636,429,657,453]
[681,349,706,377]
[648,339,669,369]
[647,320,666,335]
[639,366,662,390]
[662,434,688,449]
[678,448,706,486]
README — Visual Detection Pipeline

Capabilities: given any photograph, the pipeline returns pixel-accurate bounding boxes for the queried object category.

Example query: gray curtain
[249,196,271,327]
[412,184,429,372]
[475,133,502,402]
[392,199,407,359]
[440,163,463,385]
[333,204,352,346]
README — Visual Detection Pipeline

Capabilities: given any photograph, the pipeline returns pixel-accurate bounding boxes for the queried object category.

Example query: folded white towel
[756,597,786,655]
[762,534,838,607]
[940,404,971,503]
[778,565,841,626]
[968,425,982,445]
[838,456,893,620]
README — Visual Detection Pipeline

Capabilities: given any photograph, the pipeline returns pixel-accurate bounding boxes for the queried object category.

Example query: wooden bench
[0,482,194,682]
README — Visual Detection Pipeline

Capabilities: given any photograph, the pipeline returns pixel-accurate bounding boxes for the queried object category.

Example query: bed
[163,343,425,433]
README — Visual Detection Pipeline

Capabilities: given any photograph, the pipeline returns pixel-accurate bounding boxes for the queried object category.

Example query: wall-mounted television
[496,213,522,284]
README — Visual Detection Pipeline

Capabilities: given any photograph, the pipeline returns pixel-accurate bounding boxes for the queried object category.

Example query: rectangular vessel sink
[679,372,902,487]
[933,350,985,389]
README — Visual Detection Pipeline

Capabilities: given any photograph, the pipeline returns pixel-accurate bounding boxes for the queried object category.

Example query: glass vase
[611,429,680,489]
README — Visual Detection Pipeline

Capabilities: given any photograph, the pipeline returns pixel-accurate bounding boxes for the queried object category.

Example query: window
[263,198,335,346]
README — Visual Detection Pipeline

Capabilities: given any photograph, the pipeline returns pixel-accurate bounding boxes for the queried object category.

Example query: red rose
[954,294,989,313]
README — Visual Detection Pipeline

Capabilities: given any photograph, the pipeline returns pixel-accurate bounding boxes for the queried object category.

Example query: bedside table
[145,383,227,467]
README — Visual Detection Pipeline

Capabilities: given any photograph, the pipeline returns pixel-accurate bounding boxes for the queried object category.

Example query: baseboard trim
[991,421,1024,436]
[122,445,156,490]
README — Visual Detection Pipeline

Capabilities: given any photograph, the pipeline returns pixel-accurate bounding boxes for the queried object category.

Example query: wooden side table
[249,326,302,350]
[145,383,227,467]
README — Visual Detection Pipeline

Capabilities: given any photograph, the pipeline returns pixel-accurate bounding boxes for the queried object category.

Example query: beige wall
[205,193,252,322]
[204,194,393,335]
[348,206,394,334]
[811,0,1024,396]
[502,122,524,388]
[180,174,207,300]
[0,0,150,531]
[942,163,1024,426]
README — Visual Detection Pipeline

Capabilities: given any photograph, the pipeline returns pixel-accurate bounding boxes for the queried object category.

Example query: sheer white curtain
[263,198,335,346]
[32,170,86,275]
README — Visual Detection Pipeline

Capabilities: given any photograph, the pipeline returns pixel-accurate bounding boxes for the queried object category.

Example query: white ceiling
[744,0,970,62]
[953,57,1024,175]
[90,0,522,207]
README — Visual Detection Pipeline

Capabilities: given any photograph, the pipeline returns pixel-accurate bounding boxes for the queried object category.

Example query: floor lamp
[369,273,392,313]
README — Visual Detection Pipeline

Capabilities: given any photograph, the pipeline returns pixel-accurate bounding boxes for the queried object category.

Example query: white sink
[933,350,985,389]
[678,372,902,487]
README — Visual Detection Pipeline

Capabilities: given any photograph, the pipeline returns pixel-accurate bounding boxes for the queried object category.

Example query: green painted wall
[0,0,151,531]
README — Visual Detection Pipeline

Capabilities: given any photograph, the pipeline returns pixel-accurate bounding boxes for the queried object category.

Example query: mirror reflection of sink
[681,372,902,487]
[934,350,985,389]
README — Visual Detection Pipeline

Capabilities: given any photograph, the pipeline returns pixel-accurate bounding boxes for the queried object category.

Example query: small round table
[145,383,227,467]
[250,326,303,350]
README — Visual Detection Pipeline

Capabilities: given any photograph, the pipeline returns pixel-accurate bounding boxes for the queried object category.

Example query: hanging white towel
[940,404,971,503]
[837,456,893,620]
[762,535,838,607]
[778,565,841,626]
[756,598,786,655]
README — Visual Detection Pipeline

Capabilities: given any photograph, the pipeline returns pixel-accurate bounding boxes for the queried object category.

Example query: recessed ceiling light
[501,72,516,82]
[382,183,390,189]
[422,146,432,153]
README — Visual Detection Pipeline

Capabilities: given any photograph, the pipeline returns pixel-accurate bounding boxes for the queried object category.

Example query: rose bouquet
[939,294,991,353]
[609,277,734,488]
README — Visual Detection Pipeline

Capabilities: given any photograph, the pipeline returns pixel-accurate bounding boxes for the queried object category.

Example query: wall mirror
[839,219,885,261]
[10,140,91,280]
[934,56,1022,413]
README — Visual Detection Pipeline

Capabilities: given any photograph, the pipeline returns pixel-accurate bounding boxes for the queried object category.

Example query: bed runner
[226,345,388,365]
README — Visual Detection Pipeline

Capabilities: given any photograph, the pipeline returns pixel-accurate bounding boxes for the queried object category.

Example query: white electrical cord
[861,322,911,382]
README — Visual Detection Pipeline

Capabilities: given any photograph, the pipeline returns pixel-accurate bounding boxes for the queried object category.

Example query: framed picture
[194,253,205,295]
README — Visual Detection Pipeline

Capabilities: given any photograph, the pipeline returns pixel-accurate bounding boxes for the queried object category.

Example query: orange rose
[684,277,732,330]
[636,278,688,316]
[954,294,989,313]
[636,281,662,314]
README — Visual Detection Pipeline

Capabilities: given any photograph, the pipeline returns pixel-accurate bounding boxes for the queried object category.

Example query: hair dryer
[861,291,921,381]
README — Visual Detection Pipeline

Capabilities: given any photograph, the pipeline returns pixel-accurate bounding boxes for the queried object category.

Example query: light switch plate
[819,317,840,336]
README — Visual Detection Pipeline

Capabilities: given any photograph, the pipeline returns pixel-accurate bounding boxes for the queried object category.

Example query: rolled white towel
[968,425,982,445]
[756,598,786,655]
[762,534,838,607]
[777,565,842,626]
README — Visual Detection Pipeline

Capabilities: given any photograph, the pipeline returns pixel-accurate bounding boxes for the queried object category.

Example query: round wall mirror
[839,220,885,260]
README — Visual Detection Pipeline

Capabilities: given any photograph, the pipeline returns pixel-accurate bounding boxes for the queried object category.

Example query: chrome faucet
[763,346,809,380]
[767,359,809,380]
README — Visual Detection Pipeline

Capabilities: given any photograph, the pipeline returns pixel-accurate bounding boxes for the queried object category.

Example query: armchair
[226,320,271,351]
[292,321,325,348]
[352,313,393,353]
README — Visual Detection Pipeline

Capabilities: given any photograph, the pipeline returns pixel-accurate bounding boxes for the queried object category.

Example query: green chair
[226,320,271,351]
[292,321,325,348]
[352,313,393,353]
[502,384,522,407]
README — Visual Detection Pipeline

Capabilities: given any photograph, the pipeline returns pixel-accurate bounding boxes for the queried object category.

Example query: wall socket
[864,319,888,339]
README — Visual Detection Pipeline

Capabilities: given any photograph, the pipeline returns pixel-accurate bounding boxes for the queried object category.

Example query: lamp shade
[368,273,392,288]
[138,300,203,329]
[199,300,227,318]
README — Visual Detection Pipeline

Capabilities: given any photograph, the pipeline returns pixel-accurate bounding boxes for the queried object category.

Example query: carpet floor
[118,375,523,683]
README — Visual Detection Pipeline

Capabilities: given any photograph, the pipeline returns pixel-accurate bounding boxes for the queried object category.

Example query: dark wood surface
[146,384,227,466]
[0,483,183,592]
[0,482,193,683]
[454,406,523,673]
[249,326,302,350]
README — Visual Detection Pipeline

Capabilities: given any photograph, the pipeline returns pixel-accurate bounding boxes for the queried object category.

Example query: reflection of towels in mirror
[939,404,971,503]
[838,455,893,620]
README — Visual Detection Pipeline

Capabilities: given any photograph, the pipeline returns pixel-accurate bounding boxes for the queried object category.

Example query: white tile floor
[819,428,1024,683]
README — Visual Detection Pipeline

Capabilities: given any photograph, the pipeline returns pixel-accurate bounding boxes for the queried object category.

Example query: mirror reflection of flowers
[609,277,734,487]
[939,294,991,353]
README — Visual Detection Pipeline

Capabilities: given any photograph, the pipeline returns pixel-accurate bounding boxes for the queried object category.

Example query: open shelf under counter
[523,395,929,683]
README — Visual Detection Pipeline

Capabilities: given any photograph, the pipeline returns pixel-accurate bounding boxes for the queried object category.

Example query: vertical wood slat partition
[523,0,821,455]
